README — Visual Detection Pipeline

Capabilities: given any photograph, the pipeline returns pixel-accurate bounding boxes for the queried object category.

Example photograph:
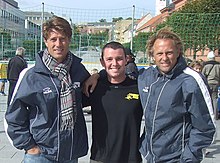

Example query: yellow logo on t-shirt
[125,93,139,100]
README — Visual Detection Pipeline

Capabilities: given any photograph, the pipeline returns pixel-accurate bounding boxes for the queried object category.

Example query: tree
[88,31,109,47]
[180,0,220,13]
[99,19,107,22]
[157,0,220,59]
[23,40,41,60]
[112,17,123,22]
[155,22,167,31]
[132,32,153,53]
[123,32,154,63]
[0,30,12,59]
[70,24,82,50]
[0,31,11,47]
[71,30,109,51]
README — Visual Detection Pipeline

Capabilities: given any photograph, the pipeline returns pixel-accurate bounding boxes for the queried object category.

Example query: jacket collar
[34,49,83,75]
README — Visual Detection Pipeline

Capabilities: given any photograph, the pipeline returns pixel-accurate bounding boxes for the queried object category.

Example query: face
[152,39,179,74]
[100,48,127,83]
[193,65,202,72]
[44,29,71,63]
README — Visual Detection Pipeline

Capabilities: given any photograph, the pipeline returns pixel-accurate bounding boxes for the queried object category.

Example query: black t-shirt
[89,77,143,163]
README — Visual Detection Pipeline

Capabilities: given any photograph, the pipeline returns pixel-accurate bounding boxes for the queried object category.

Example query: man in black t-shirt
[84,41,143,163]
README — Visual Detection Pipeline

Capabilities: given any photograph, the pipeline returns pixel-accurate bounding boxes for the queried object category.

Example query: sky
[15,0,156,12]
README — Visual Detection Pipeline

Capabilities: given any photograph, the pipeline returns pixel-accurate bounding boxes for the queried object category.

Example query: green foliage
[23,40,41,60]
[0,31,11,46]
[99,19,107,22]
[181,0,220,13]
[123,42,130,49]
[133,32,154,64]
[112,17,123,22]
[123,32,153,64]
[154,0,220,59]
[71,31,109,51]
[133,32,153,53]
[155,22,167,31]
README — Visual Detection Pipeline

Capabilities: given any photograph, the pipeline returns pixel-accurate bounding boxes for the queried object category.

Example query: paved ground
[0,82,220,163]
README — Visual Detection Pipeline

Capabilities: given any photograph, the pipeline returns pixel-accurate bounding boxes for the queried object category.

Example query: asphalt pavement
[0,82,220,163]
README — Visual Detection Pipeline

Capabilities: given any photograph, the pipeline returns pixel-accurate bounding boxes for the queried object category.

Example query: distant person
[0,62,8,96]
[202,51,220,120]
[0,79,7,96]
[7,47,27,105]
[84,41,143,163]
[189,60,203,72]
[5,16,90,163]
[125,48,138,79]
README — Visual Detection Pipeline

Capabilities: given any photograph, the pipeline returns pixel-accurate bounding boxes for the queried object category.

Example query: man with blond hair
[84,28,216,163]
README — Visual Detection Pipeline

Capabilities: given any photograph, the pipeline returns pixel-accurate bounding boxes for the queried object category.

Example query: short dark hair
[125,48,135,58]
[43,16,72,40]
[101,41,126,59]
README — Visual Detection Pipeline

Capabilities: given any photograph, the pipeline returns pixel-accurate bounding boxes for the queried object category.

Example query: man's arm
[83,69,108,96]
[83,73,100,97]
[181,81,216,162]
[4,72,37,152]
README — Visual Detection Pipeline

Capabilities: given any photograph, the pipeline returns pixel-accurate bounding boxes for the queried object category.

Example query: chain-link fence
[0,3,220,71]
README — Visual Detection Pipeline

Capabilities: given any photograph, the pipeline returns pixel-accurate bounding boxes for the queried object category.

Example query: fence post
[130,5,135,51]
[1,35,3,60]
[40,2,44,51]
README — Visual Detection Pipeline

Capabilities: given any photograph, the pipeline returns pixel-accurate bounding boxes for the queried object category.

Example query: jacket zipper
[150,78,170,163]
[50,75,60,161]
[142,77,159,160]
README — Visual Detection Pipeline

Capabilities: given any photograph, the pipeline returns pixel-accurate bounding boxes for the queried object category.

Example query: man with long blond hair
[138,28,215,163]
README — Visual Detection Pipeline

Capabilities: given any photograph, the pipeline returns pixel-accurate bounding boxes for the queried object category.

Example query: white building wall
[155,0,169,15]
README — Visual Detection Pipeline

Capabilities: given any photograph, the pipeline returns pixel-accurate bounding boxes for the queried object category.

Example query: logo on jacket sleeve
[143,86,149,93]
[73,82,80,89]
[125,93,139,100]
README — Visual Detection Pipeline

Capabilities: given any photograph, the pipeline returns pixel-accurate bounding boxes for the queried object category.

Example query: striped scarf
[42,49,77,131]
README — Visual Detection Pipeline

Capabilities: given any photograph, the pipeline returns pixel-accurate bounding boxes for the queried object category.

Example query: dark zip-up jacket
[5,51,90,162]
[7,55,27,81]
[138,56,216,163]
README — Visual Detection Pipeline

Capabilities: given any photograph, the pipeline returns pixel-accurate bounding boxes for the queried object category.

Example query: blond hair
[147,28,184,57]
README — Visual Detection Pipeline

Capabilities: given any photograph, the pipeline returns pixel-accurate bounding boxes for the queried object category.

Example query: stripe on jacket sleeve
[4,118,13,146]
[183,67,216,128]
[9,66,32,106]
[4,66,33,147]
